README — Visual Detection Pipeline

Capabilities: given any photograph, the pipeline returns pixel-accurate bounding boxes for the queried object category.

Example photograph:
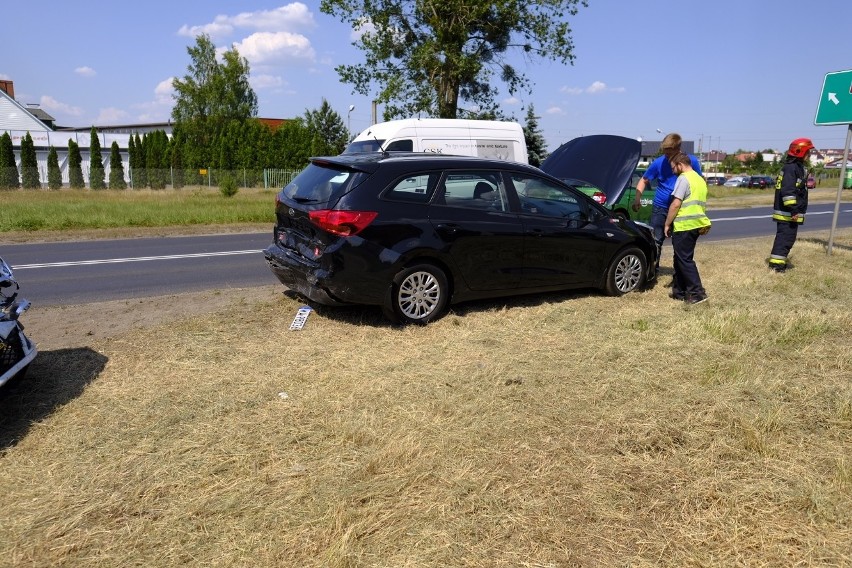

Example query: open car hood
[539,135,641,206]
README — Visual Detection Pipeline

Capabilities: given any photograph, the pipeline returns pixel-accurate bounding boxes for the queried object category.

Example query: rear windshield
[281,163,358,205]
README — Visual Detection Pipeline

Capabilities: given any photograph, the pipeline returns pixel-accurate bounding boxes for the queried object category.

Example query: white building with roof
[0,80,165,186]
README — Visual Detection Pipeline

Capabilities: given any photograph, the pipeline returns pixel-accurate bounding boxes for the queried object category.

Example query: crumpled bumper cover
[263,244,346,306]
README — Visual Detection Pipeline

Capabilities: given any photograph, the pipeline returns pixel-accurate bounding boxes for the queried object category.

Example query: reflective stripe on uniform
[675,213,707,222]
[772,210,804,223]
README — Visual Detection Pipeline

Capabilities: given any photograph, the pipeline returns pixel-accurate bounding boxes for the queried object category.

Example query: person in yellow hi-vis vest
[664,153,712,304]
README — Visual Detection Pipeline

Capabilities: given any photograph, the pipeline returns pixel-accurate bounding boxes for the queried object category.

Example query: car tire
[604,247,647,296]
[384,263,449,325]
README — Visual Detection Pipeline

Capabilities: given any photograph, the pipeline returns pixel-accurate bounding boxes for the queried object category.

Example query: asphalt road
[2,202,850,307]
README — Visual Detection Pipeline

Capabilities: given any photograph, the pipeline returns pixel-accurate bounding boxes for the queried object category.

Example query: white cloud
[546,106,564,115]
[178,3,316,39]
[39,95,83,117]
[75,66,97,77]
[95,107,129,124]
[561,81,625,95]
[154,78,175,104]
[229,4,315,32]
[0,73,10,80]
[251,74,285,89]
[232,31,315,65]
[178,19,234,39]
[503,97,520,105]
[120,79,176,123]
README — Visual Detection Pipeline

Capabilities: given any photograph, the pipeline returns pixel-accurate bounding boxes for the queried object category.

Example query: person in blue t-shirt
[631,132,703,274]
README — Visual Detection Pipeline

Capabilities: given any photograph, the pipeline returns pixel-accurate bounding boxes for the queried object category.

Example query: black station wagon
[264,135,657,324]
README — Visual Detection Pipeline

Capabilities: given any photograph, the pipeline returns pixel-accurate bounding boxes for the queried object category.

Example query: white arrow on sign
[828,92,839,105]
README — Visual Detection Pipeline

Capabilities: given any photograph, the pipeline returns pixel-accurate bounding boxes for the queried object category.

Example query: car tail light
[308,210,378,236]
[591,191,607,205]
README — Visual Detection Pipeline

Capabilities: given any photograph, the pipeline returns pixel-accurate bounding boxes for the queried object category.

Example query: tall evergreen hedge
[47,145,62,189]
[0,132,20,189]
[89,126,105,189]
[20,132,40,188]
[109,141,127,189]
[68,139,85,189]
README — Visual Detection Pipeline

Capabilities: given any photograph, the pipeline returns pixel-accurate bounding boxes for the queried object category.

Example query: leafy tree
[171,33,258,166]
[304,99,349,156]
[218,120,240,172]
[168,134,185,189]
[523,104,547,167]
[272,119,313,170]
[0,132,20,189]
[745,152,764,172]
[89,126,105,189]
[320,0,588,119]
[20,132,40,188]
[109,141,127,189]
[233,119,272,186]
[47,146,62,190]
[68,139,85,188]
[720,155,742,174]
[146,131,169,189]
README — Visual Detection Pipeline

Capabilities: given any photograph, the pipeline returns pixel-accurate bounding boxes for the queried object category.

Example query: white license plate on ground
[289,306,313,330]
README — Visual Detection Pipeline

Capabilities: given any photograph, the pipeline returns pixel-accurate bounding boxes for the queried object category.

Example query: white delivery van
[344,118,529,164]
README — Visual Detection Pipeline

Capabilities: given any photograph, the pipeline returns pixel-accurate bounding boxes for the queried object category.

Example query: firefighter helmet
[788,138,814,159]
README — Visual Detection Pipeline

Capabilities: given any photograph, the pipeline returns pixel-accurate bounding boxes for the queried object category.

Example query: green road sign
[815,69,852,126]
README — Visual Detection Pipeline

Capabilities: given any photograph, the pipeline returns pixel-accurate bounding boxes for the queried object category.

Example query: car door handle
[435,223,460,234]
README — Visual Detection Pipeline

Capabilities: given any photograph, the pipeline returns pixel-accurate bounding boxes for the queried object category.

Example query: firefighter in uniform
[769,138,814,272]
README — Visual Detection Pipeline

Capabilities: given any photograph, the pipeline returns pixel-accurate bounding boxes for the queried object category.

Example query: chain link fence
[0,166,301,190]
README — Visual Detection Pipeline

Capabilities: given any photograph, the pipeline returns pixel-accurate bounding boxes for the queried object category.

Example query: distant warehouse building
[1,79,290,187]
[0,80,150,186]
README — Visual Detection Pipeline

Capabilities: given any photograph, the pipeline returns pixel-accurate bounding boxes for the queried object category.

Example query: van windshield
[344,140,386,154]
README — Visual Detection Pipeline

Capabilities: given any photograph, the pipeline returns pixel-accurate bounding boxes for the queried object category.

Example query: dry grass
[1,230,851,567]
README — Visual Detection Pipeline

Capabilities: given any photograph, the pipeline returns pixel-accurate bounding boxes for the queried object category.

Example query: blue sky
[2,1,850,153]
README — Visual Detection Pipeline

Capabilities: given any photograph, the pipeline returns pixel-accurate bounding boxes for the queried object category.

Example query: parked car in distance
[571,169,654,222]
[807,175,816,189]
[747,175,775,189]
[724,176,749,187]
[704,174,727,186]
[264,135,657,324]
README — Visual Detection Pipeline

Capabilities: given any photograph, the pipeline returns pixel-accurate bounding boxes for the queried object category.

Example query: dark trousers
[770,221,799,267]
[649,205,669,272]
[671,229,705,298]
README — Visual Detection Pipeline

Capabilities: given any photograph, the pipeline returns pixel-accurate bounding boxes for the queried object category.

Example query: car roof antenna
[374,135,388,157]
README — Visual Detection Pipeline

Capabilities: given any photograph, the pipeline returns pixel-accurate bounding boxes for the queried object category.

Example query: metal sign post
[814,69,852,255]
[827,125,851,255]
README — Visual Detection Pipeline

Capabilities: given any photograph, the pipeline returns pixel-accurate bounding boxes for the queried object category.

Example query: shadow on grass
[799,236,852,253]
[0,347,108,451]
[284,279,657,328]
